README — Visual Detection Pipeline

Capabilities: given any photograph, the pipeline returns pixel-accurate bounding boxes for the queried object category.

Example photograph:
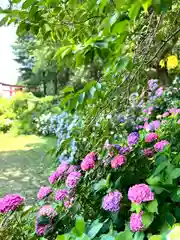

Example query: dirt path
[0,134,56,203]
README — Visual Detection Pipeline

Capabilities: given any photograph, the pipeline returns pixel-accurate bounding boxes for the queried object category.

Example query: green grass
[0,133,57,203]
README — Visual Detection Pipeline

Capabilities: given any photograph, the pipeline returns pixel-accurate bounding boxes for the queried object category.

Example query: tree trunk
[42,80,47,96]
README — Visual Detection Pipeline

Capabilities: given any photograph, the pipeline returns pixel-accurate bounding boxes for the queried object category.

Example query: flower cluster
[0,194,24,213]
[144,148,154,158]
[81,152,97,171]
[37,186,52,200]
[154,140,169,152]
[145,133,158,143]
[38,205,57,218]
[102,191,122,212]
[111,155,126,168]
[55,189,68,201]
[66,171,81,188]
[130,212,144,232]
[128,132,139,146]
[128,184,154,204]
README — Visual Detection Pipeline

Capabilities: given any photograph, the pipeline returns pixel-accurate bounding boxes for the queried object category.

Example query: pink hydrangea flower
[128,184,154,204]
[178,119,180,124]
[81,152,97,171]
[37,186,52,200]
[162,112,169,118]
[67,165,78,174]
[144,148,154,158]
[145,133,158,143]
[130,212,144,232]
[55,189,68,201]
[155,87,163,97]
[111,155,126,168]
[39,205,57,219]
[102,191,122,212]
[154,140,169,152]
[0,194,24,213]
[64,197,74,209]
[66,171,81,188]
[48,171,59,184]
[35,223,51,236]
[56,162,69,175]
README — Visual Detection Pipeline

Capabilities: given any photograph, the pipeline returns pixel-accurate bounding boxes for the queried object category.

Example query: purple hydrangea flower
[128,132,139,146]
[102,191,122,212]
[119,146,131,155]
[66,171,81,188]
[130,212,144,232]
[148,79,158,91]
[128,184,154,204]
[144,148,154,158]
[67,165,78,174]
[37,186,52,200]
[48,171,59,185]
[55,189,68,201]
[155,87,163,97]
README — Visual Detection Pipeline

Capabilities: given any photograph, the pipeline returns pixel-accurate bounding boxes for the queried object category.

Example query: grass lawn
[0,134,56,203]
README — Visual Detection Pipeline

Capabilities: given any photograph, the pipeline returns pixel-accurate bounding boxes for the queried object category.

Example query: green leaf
[115,230,133,240]
[88,219,104,239]
[93,179,107,191]
[146,199,158,214]
[56,234,69,240]
[12,0,22,3]
[22,0,37,9]
[0,16,8,26]
[75,216,85,236]
[133,232,145,240]
[170,168,180,179]
[153,161,169,176]
[130,202,142,213]
[142,212,154,228]
[98,0,109,12]
[38,216,50,225]
[16,22,30,36]
[149,236,162,240]
[129,2,141,19]
[112,20,129,34]
[142,0,152,13]
[146,176,161,185]
[63,86,74,93]
[116,56,130,71]
[55,46,72,59]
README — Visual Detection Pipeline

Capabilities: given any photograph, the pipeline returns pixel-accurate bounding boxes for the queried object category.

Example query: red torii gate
[0,82,25,97]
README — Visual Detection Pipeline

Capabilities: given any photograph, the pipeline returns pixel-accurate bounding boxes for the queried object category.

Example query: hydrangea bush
[0,79,180,240]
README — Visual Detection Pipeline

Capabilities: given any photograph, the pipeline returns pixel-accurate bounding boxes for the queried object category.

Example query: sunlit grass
[0,134,57,203]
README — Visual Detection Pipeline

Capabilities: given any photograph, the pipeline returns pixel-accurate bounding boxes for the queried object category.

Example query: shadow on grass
[0,139,57,204]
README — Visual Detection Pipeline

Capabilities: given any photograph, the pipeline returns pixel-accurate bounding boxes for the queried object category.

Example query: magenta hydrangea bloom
[48,171,59,184]
[102,191,122,212]
[35,223,52,236]
[128,132,139,146]
[81,152,97,171]
[56,162,69,175]
[37,186,52,200]
[111,155,126,169]
[128,184,154,204]
[154,140,169,152]
[55,189,68,201]
[0,194,24,213]
[39,205,57,219]
[66,171,81,188]
[144,148,154,158]
[67,165,78,174]
[145,133,158,143]
[130,212,144,232]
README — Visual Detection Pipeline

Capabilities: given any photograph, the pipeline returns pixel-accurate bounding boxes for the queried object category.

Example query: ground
[0,134,56,203]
